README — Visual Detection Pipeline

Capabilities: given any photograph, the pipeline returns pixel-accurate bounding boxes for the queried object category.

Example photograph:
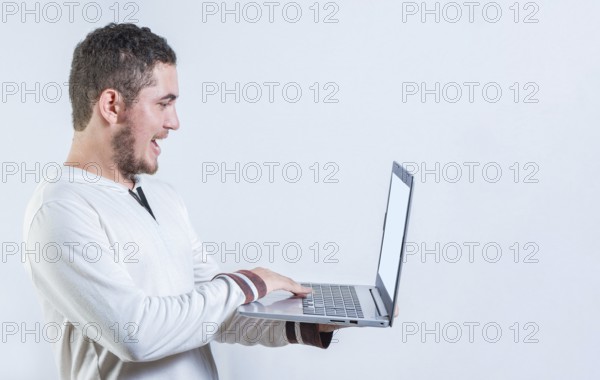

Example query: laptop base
[237,285,390,328]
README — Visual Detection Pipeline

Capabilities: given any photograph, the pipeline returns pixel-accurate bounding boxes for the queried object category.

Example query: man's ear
[97,89,125,125]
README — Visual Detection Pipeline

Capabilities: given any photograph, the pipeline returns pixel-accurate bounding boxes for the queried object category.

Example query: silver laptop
[238,162,414,327]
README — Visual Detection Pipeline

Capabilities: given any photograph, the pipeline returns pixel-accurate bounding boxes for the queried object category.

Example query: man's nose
[165,106,180,131]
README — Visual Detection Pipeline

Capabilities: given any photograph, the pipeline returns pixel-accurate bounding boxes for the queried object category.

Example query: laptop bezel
[374,161,414,327]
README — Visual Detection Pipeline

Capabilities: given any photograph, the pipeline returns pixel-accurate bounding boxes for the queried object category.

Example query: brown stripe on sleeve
[213,273,254,304]
[237,269,267,299]
[299,323,333,349]
[285,321,298,344]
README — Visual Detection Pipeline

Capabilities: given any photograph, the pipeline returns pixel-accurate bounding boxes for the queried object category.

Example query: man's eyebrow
[158,94,178,101]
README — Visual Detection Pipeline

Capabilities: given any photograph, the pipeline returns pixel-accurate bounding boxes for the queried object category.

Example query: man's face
[111,63,179,181]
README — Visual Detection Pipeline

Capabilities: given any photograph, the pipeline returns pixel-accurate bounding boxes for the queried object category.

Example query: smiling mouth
[150,138,162,155]
[150,133,169,154]
[152,134,167,144]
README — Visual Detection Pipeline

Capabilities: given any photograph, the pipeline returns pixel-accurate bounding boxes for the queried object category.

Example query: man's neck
[66,129,136,190]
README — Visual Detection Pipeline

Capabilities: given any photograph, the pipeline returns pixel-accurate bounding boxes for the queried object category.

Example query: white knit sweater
[22,165,330,380]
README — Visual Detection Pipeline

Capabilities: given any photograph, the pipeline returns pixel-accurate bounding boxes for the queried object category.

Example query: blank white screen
[378,173,410,298]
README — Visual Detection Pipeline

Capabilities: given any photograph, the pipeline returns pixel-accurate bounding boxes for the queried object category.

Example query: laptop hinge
[370,288,389,318]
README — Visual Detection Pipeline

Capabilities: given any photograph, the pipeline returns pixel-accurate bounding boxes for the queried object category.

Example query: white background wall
[1,0,599,379]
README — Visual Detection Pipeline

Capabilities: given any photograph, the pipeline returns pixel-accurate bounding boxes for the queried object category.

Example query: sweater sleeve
[169,185,334,350]
[24,199,265,362]
[211,313,334,349]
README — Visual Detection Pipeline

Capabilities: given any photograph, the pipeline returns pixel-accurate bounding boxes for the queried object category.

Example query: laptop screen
[376,163,413,326]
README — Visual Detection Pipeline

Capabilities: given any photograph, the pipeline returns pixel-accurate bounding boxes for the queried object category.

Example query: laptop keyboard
[301,283,364,319]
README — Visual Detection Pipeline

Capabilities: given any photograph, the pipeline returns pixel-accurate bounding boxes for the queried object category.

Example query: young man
[23,23,334,380]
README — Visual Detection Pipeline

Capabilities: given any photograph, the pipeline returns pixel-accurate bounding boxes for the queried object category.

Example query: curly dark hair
[68,23,177,131]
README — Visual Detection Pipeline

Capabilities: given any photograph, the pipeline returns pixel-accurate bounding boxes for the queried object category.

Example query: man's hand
[249,267,312,296]
[317,304,400,333]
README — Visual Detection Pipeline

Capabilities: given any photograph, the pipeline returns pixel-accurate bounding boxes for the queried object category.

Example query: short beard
[111,120,158,182]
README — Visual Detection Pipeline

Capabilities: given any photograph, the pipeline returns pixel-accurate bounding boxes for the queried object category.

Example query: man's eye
[159,103,168,108]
